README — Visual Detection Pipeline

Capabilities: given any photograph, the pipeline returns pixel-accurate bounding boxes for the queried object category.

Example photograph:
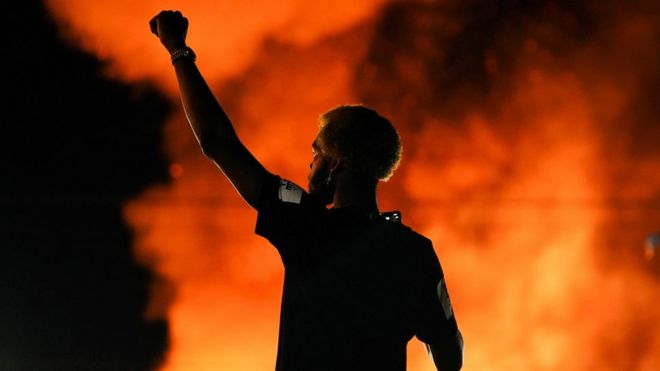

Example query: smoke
[354,1,660,369]
[44,0,659,370]
[44,0,384,93]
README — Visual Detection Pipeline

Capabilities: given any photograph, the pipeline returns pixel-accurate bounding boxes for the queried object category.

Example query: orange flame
[45,1,660,370]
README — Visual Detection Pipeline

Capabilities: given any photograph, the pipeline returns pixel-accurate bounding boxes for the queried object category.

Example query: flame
[45,1,660,370]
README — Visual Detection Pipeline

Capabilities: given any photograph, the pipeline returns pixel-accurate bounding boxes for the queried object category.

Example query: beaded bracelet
[171,47,196,64]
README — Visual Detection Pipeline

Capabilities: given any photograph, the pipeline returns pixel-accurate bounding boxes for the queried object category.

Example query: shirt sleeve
[413,241,460,344]
[255,174,322,268]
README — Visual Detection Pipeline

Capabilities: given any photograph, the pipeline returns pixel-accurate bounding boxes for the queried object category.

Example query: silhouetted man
[150,10,463,371]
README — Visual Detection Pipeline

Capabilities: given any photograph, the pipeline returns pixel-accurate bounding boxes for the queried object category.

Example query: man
[149,10,463,371]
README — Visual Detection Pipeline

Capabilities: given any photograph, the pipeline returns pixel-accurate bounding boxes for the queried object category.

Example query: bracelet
[170,47,196,64]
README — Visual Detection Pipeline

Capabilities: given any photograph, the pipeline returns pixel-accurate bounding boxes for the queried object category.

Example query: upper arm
[413,241,463,370]
[202,132,271,210]
[426,331,464,371]
[413,241,456,342]
[170,57,271,209]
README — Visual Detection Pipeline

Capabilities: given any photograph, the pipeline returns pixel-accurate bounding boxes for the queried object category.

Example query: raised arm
[149,10,269,209]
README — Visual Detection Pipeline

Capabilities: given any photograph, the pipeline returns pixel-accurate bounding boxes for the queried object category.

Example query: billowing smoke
[44,0,384,93]
[45,0,659,370]
[354,2,660,369]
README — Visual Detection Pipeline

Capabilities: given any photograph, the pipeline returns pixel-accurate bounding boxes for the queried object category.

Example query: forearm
[151,11,269,208]
[172,53,238,156]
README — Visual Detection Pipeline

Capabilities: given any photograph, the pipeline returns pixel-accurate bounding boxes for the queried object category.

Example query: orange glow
[45,1,660,371]
[169,163,184,178]
[44,0,384,95]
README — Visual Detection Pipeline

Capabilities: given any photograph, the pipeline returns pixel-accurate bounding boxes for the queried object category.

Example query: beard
[308,170,335,206]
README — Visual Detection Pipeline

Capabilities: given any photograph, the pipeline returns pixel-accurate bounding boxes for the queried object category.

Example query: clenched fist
[149,10,188,53]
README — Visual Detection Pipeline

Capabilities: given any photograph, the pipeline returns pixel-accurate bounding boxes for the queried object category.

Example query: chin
[309,184,334,206]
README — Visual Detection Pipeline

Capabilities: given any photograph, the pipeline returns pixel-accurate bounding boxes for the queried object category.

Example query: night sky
[2,1,170,369]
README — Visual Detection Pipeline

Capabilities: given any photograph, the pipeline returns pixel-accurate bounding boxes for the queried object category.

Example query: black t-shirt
[255,175,459,371]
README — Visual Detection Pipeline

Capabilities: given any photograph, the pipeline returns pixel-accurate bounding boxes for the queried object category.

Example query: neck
[332,174,379,214]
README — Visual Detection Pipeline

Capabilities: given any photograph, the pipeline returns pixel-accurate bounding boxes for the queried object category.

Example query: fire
[44,0,384,94]
[45,1,659,370]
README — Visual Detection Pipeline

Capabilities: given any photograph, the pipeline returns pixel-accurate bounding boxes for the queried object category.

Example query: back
[256,175,458,370]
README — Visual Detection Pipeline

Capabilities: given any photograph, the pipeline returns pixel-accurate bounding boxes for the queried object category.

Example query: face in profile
[308,136,336,205]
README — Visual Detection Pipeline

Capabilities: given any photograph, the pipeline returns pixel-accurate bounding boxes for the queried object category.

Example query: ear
[328,158,344,179]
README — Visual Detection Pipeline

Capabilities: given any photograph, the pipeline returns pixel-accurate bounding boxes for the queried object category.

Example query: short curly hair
[318,105,402,181]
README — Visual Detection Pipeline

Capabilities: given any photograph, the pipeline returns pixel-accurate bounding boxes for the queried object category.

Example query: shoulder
[276,178,305,204]
[255,175,326,261]
[379,218,435,258]
[386,219,432,246]
[258,174,324,211]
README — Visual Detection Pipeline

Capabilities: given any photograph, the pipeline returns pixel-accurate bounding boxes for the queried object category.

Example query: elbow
[198,131,239,160]
[199,141,219,159]
[199,136,227,160]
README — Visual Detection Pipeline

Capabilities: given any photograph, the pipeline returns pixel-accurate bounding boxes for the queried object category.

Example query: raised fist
[149,10,188,53]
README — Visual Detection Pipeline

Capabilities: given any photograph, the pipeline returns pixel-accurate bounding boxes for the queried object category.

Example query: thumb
[149,17,159,36]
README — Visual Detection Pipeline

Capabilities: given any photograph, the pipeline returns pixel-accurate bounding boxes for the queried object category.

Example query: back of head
[318,105,402,181]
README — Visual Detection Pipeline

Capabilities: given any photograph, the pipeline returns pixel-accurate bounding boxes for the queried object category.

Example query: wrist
[164,40,187,54]
[170,46,196,64]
